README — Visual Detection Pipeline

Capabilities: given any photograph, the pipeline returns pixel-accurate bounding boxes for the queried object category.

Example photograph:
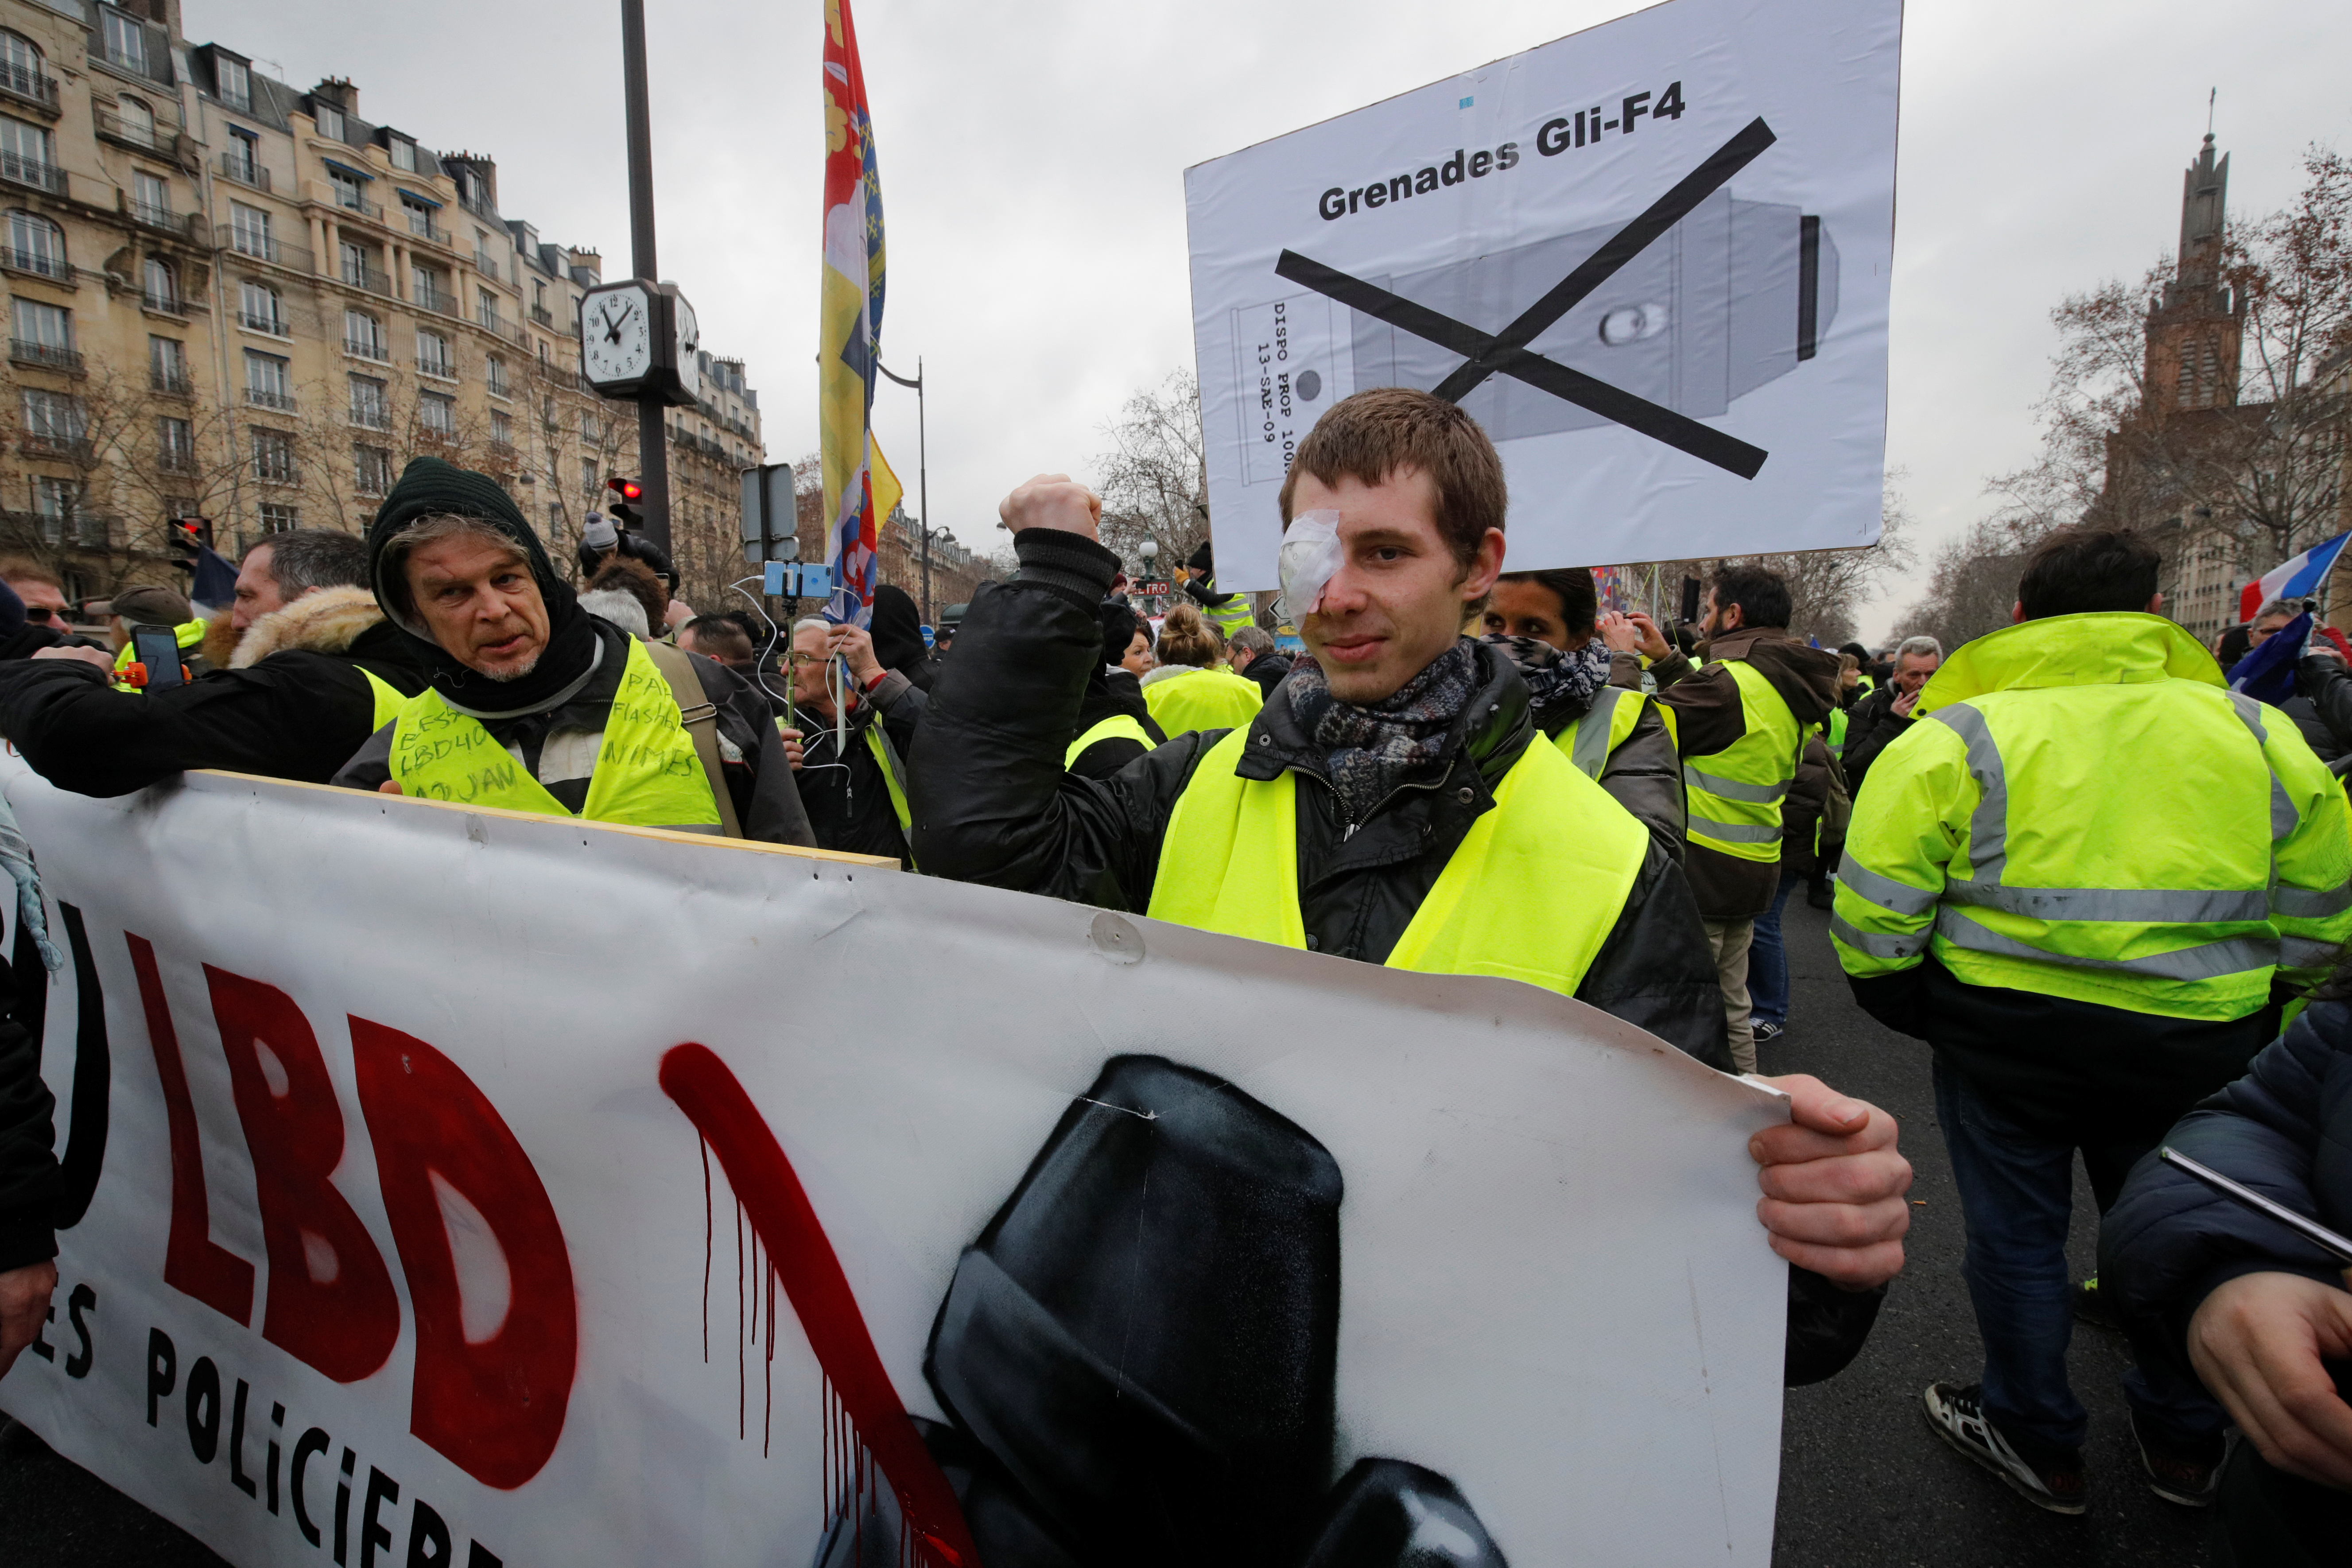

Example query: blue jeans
[1747,871,1803,1029]
[1931,1059,2224,1460]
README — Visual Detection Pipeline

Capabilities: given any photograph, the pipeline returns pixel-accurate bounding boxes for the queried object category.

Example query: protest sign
[0,762,1791,1566]
[1184,0,1903,589]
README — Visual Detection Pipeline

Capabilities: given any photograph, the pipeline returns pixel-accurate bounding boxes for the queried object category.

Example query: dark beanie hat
[1188,540,1214,573]
[365,455,567,632]
[1098,601,1141,666]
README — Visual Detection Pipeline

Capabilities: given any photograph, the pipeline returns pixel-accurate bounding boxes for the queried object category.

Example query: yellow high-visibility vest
[1066,714,1156,769]
[1143,665,1263,739]
[1557,684,1649,780]
[1146,727,1648,997]
[1682,658,1802,862]
[358,668,407,730]
[387,637,720,829]
[1832,612,2352,1020]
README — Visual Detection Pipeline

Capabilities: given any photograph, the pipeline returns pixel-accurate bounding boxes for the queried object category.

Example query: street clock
[578,279,700,407]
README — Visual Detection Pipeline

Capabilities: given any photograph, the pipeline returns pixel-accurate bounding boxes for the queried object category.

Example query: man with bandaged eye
[909,387,1912,1389]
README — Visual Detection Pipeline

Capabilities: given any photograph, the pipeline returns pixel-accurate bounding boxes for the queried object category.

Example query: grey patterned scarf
[1287,638,1480,826]
[1482,633,1610,722]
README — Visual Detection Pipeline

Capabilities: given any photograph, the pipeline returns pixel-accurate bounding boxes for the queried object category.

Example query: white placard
[0,763,1789,1566]
[1184,0,1903,586]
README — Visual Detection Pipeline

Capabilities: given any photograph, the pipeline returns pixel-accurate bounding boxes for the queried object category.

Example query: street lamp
[1138,538,1158,610]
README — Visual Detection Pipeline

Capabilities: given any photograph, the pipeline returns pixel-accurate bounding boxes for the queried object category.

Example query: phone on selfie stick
[128,623,188,690]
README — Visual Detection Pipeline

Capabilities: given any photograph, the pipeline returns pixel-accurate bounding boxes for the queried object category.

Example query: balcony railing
[141,291,191,317]
[416,355,455,380]
[156,448,194,475]
[342,264,392,298]
[0,62,59,117]
[458,187,497,222]
[411,284,458,318]
[244,387,298,413]
[349,406,391,431]
[0,149,65,196]
[94,103,172,153]
[404,211,450,246]
[344,335,389,362]
[19,433,91,460]
[216,154,269,192]
[334,192,383,222]
[240,310,290,338]
[475,310,528,347]
[252,460,300,486]
[219,226,313,274]
[530,303,554,328]
[10,339,81,373]
[129,200,177,232]
[150,367,194,396]
[1,246,69,281]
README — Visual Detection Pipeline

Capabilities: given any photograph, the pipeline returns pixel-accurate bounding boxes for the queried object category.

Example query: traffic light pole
[619,0,671,555]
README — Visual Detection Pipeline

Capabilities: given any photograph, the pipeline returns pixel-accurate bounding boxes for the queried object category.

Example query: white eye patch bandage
[1277,510,1343,621]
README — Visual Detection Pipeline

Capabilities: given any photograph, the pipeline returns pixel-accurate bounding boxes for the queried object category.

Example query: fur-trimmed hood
[227,585,387,669]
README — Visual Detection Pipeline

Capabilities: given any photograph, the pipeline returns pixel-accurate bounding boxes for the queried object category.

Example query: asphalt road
[0,897,2226,1566]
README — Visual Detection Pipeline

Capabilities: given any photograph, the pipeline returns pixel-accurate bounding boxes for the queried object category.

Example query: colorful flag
[2239,531,2349,623]
[819,0,885,626]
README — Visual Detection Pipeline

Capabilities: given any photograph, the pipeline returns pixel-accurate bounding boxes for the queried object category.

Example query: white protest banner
[0,763,1790,1566]
[1184,0,1903,588]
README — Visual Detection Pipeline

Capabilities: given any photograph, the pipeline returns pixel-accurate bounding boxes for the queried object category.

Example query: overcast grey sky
[201,0,2352,637]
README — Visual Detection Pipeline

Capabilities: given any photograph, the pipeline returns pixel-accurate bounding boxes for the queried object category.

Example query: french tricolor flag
[2241,532,2351,622]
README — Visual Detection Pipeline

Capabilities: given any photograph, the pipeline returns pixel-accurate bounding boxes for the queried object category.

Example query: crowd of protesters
[0,390,2348,1562]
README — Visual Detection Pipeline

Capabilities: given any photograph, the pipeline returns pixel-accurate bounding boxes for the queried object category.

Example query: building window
[354,444,392,496]
[10,296,72,368]
[581,411,601,442]
[117,94,155,146]
[349,374,388,430]
[157,414,193,473]
[225,125,260,183]
[490,409,512,447]
[418,391,455,437]
[141,257,179,314]
[244,349,293,412]
[313,101,345,141]
[239,279,285,336]
[213,55,249,112]
[581,457,598,493]
[411,264,446,312]
[149,334,187,392]
[343,308,384,361]
[400,194,437,239]
[547,501,563,540]
[476,286,501,329]
[21,386,83,451]
[131,169,169,227]
[251,427,298,485]
[485,354,508,398]
[0,116,55,192]
[329,166,365,212]
[4,208,61,277]
[101,8,147,76]
[257,503,300,534]
[0,33,44,103]
[388,136,416,173]
[416,327,453,378]
[31,475,74,542]
[229,201,272,260]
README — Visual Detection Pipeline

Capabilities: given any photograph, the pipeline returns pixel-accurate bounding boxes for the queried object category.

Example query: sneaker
[1753,1021,1785,1045]
[2131,1411,2223,1507]
[2072,1275,2122,1331]
[1921,1382,2087,1515]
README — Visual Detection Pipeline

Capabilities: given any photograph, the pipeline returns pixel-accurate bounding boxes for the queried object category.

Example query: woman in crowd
[1139,602,1263,738]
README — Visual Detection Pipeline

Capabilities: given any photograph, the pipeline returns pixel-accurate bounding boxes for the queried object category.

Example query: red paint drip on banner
[660,1043,975,1568]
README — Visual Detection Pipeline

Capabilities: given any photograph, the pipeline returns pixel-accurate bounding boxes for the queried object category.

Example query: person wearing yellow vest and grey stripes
[1833,526,2352,1515]
[779,616,924,866]
[1182,540,1258,644]
[1620,564,1842,1073]
[332,457,813,846]
[913,388,1916,1389]
[0,529,432,795]
[1478,567,1684,862]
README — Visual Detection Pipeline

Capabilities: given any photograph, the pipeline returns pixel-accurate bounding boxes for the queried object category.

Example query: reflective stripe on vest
[1558,685,1645,781]
[388,637,721,828]
[1682,658,1802,860]
[358,668,406,731]
[864,722,917,865]
[1200,595,1255,640]
[1065,713,1156,769]
[1145,728,1649,997]
[1825,707,1848,757]
[1896,693,2293,1008]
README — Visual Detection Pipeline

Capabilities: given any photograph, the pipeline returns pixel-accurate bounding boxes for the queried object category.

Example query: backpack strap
[640,640,745,840]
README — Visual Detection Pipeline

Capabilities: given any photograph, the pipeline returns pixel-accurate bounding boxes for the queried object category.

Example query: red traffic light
[606,477,643,503]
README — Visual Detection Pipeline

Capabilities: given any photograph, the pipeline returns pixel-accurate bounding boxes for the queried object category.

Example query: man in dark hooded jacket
[333,458,812,846]
[0,530,434,795]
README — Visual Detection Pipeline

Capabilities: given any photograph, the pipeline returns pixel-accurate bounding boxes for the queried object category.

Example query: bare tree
[1092,368,1209,579]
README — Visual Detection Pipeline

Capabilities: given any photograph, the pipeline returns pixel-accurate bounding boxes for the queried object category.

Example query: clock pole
[619,0,671,555]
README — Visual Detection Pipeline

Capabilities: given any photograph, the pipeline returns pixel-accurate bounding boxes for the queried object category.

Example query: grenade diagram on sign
[1231,120,1835,485]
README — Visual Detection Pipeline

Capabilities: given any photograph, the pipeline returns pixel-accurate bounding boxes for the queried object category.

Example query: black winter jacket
[792,671,925,864]
[1837,682,1917,792]
[912,529,1884,1384]
[0,587,431,796]
[2287,656,2352,768]
[1068,668,1166,782]
[0,936,53,1272]
[2101,998,2352,1390]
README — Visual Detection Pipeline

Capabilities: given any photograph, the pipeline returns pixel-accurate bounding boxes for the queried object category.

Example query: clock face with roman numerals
[581,283,654,390]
